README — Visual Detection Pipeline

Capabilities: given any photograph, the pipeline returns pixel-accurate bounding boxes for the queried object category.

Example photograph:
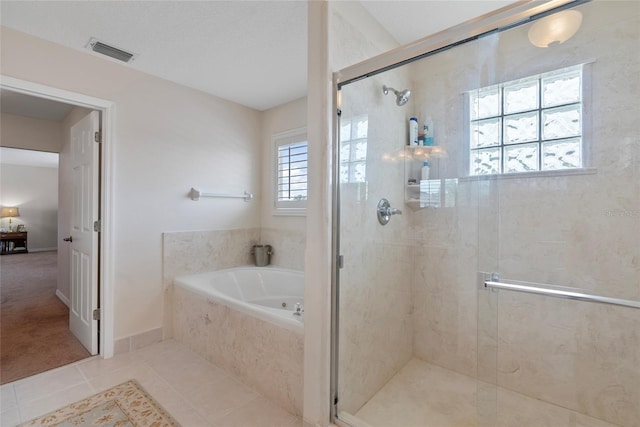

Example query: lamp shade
[528,10,583,48]
[1,207,20,218]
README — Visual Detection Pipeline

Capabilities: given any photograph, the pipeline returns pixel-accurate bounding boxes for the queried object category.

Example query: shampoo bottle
[423,118,434,146]
[421,161,430,181]
[409,117,418,146]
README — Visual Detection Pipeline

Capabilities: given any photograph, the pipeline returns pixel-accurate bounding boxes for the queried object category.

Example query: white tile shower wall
[162,228,261,338]
[336,63,415,413]
[173,285,303,416]
[407,2,639,426]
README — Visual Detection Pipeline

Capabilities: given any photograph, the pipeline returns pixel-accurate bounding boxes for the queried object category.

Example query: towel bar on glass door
[190,188,253,202]
[484,280,640,310]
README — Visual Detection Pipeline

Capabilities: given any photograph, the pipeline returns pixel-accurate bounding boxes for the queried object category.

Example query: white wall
[1,26,262,340]
[0,163,58,250]
[0,112,64,152]
[0,113,63,251]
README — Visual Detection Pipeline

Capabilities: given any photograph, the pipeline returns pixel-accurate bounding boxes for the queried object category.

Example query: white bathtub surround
[174,267,304,334]
[162,229,261,284]
[173,268,304,416]
[162,228,261,338]
[162,227,307,335]
[259,228,306,270]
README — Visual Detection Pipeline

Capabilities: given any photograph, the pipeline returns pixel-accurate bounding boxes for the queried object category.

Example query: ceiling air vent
[86,38,135,63]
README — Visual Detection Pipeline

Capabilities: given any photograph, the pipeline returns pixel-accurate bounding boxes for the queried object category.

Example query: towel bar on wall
[484,280,640,310]
[189,188,253,202]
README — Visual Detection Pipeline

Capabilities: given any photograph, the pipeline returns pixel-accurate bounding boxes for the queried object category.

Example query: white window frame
[465,63,591,178]
[272,127,308,216]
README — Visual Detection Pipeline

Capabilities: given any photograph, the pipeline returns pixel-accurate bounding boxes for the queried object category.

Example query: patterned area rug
[19,380,180,426]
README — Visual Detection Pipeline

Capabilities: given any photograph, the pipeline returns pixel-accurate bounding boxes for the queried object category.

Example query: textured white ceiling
[1,89,75,122]
[0,1,516,113]
[360,1,518,45]
[0,1,308,111]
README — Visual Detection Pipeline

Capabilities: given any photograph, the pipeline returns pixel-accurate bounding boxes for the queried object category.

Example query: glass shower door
[476,3,640,426]
[333,2,640,426]
[335,70,418,425]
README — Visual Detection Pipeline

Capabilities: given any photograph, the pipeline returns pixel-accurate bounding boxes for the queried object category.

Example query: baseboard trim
[30,247,58,253]
[56,289,70,307]
[114,327,164,355]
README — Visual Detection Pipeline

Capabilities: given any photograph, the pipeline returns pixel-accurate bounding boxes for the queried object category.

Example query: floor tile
[13,365,85,403]
[216,396,302,427]
[183,374,259,423]
[76,352,136,379]
[142,379,212,427]
[87,361,164,394]
[19,382,93,422]
[9,340,299,426]
[148,354,230,396]
[0,407,21,427]
[1,383,17,411]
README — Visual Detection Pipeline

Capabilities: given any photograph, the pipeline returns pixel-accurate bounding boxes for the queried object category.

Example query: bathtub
[172,266,305,415]
[173,266,304,334]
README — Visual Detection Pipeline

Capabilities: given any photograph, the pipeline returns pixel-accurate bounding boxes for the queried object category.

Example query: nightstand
[0,232,28,255]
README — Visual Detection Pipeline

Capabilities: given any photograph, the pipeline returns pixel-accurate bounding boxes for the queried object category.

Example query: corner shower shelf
[404,145,438,209]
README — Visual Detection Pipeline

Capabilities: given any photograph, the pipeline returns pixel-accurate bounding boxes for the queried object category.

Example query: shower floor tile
[350,358,618,427]
[353,358,478,427]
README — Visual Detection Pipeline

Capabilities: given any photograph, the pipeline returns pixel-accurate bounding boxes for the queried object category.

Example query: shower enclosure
[331,1,639,426]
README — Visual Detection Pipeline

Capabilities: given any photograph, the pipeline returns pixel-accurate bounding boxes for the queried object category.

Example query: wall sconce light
[528,9,583,48]
[1,207,20,232]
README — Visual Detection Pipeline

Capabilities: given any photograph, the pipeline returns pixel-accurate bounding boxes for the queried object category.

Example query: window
[339,116,368,183]
[468,65,583,176]
[273,128,307,214]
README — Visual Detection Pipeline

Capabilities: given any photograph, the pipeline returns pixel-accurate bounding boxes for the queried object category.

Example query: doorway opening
[0,77,115,384]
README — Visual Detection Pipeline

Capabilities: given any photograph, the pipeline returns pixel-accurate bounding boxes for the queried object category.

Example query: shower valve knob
[377,198,402,225]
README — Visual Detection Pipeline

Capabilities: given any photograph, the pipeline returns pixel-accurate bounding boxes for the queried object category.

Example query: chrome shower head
[383,85,411,106]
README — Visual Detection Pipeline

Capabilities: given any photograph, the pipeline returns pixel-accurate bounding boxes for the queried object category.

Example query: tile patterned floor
[0,339,302,427]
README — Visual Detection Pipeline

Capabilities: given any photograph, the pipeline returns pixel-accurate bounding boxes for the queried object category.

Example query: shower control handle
[377,198,402,226]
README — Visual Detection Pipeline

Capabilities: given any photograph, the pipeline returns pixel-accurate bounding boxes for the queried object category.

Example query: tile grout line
[17,369,94,423]
[75,363,97,395]
[14,365,88,415]
[11,384,24,425]
[143,360,214,426]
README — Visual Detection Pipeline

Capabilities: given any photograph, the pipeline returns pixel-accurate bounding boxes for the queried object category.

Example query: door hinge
[338,255,344,269]
[93,308,101,320]
[94,131,102,143]
[93,220,101,232]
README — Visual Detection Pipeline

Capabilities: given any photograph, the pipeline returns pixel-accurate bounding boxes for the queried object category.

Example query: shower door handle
[377,198,402,225]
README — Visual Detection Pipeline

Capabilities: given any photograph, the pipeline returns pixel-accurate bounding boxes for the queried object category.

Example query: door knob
[63,236,73,242]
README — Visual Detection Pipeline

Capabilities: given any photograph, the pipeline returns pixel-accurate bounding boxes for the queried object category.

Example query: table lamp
[1,207,20,232]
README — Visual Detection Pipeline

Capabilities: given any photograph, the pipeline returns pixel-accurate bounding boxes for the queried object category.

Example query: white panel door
[69,110,99,355]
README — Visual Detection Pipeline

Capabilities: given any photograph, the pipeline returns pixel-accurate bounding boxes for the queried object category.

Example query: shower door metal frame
[329,0,590,424]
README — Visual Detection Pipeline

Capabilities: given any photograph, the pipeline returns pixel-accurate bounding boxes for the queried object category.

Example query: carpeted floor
[1,251,90,385]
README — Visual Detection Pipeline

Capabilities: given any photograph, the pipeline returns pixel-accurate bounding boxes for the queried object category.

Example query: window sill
[272,209,307,217]
[460,167,597,182]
